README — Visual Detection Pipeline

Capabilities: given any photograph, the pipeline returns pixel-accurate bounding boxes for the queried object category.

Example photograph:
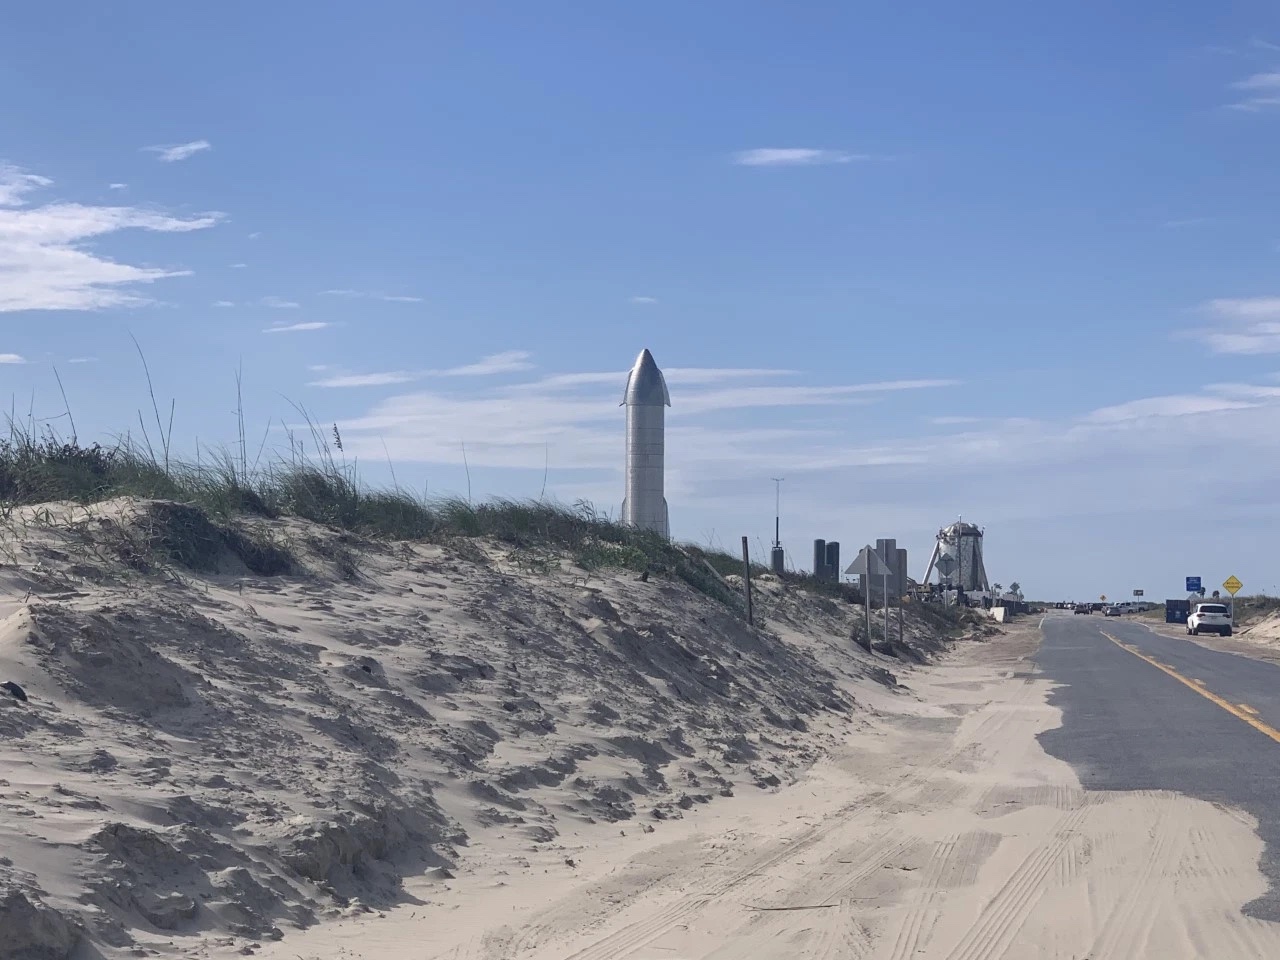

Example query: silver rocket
[621,348,670,537]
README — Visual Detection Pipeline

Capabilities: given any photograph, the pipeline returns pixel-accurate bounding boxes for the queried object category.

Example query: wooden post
[741,535,754,626]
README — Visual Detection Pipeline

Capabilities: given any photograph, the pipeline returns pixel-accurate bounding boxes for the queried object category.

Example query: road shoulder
[1132,616,1280,664]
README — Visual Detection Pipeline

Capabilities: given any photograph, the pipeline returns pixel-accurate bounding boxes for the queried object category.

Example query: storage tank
[813,539,828,581]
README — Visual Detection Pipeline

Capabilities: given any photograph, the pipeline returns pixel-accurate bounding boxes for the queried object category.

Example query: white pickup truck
[1187,602,1233,637]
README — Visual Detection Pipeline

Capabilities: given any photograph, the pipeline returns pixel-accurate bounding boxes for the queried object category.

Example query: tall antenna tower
[770,478,785,574]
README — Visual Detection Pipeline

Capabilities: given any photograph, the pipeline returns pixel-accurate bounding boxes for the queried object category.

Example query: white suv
[1187,602,1233,637]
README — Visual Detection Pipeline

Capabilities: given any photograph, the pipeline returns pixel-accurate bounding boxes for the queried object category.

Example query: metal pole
[864,546,872,653]
[771,478,783,547]
[883,570,890,645]
[741,536,754,626]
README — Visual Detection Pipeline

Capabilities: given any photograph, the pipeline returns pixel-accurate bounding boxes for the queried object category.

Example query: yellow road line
[1240,704,1261,716]
[1103,633,1280,746]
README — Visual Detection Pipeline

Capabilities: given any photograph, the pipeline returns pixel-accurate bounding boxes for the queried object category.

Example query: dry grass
[0,422,855,611]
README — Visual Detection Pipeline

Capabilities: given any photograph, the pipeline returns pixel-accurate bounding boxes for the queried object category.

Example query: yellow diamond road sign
[1224,575,1243,596]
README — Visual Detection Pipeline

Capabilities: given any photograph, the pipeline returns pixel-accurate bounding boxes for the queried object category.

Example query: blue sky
[5,1,1280,600]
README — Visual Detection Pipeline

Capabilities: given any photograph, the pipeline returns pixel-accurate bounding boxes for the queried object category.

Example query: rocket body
[621,348,670,537]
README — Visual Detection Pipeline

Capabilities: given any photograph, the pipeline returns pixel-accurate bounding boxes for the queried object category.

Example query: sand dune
[0,498,962,958]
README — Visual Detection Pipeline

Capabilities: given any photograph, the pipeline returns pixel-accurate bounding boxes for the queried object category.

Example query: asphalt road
[1036,610,1280,922]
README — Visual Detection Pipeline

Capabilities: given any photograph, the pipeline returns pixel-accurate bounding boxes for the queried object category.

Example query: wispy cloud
[248,231,261,240]
[310,371,417,388]
[0,168,52,206]
[331,360,961,476]
[108,183,127,191]
[439,350,534,377]
[732,148,868,167]
[630,295,658,305]
[1087,394,1258,422]
[319,288,423,303]
[1162,217,1213,229]
[260,296,300,309]
[67,357,97,364]
[676,380,957,415]
[1192,296,1280,353]
[264,321,331,334]
[306,351,539,390]
[930,415,983,425]
[213,300,235,308]
[143,139,212,162]
[0,353,26,364]
[1228,71,1280,110]
[230,263,247,269]
[0,164,222,312]
[317,361,1280,597]
[1206,382,1280,399]
[664,367,796,383]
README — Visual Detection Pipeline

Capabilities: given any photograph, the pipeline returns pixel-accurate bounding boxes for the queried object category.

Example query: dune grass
[2,423,835,609]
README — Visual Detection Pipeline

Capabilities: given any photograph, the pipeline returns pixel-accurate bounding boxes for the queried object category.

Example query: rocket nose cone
[623,347,671,406]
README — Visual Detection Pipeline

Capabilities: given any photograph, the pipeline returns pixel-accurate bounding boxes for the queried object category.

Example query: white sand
[2,501,1276,959]
[0,499,944,958]
[258,621,1280,960]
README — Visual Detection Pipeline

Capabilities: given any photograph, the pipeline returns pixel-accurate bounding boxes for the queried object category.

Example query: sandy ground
[0,498,958,959]
[252,619,1280,960]
[3,501,1276,959]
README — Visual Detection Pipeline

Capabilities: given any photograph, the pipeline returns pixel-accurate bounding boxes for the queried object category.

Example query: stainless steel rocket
[621,348,670,537]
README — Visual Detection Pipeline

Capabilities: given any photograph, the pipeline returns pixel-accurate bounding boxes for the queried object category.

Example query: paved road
[1037,611,1280,921]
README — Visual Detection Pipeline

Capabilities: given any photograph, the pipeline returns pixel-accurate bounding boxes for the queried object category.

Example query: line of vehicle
[1102,632,1280,746]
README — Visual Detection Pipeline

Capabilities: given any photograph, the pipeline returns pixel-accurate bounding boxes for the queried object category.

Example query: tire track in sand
[497,677,1040,960]
[1087,794,1182,960]
[550,715,1012,960]
[876,835,959,960]
[939,797,1096,960]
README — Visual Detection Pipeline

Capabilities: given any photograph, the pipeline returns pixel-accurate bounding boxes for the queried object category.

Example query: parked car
[1103,605,1121,617]
[1074,604,1091,615]
[1187,602,1232,637]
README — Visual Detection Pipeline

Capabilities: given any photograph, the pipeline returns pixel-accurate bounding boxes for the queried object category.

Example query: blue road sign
[1186,576,1202,592]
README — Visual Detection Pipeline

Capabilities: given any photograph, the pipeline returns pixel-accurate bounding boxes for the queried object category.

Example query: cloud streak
[308,351,541,390]
[143,140,212,162]
[264,321,331,333]
[0,164,222,312]
[438,351,534,377]
[320,289,423,303]
[1192,296,1280,354]
[1227,71,1280,110]
[310,371,417,388]
[332,359,962,473]
[732,148,868,167]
